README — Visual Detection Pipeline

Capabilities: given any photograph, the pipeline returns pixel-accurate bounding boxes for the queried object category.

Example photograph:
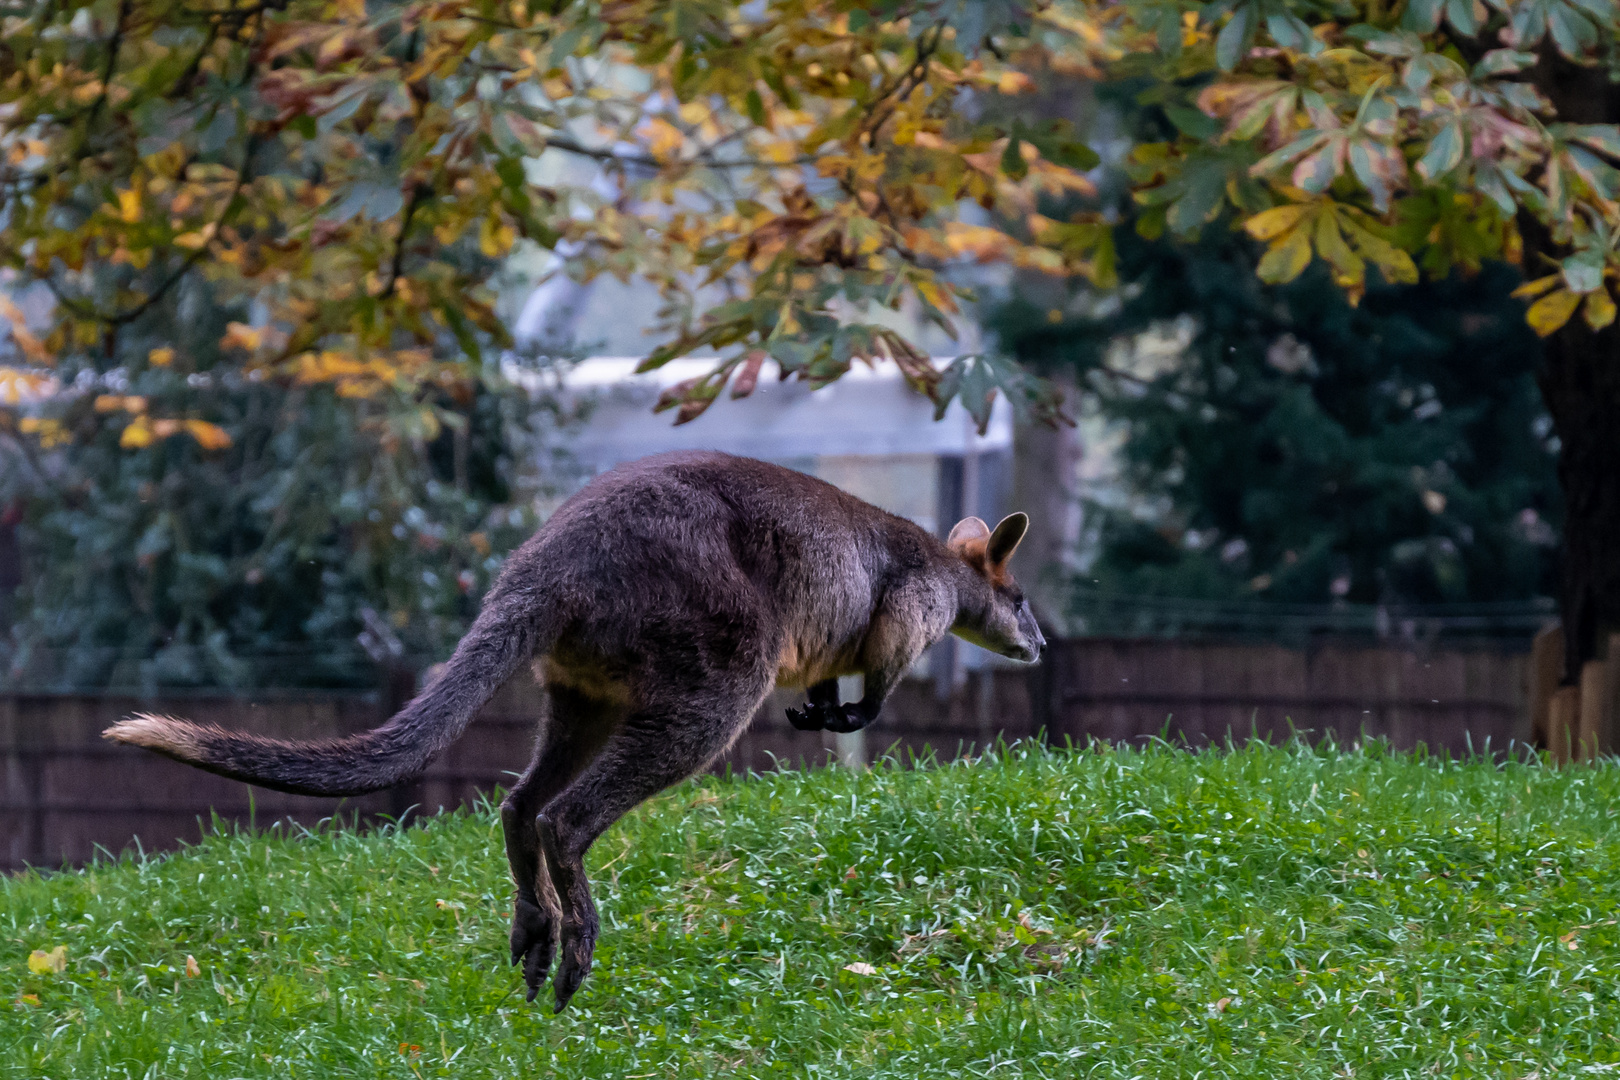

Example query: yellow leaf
[1527,288,1582,337]
[997,70,1036,95]
[1243,204,1312,241]
[1314,213,1364,289]
[915,277,959,314]
[119,416,155,448]
[479,218,516,258]
[640,117,685,162]
[0,366,51,405]
[173,223,215,250]
[118,188,142,224]
[18,417,70,447]
[1512,274,1561,300]
[220,322,262,352]
[1583,286,1617,331]
[185,955,200,978]
[1257,227,1313,283]
[0,295,53,364]
[148,347,175,367]
[184,420,233,451]
[943,223,1011,261]
[27,946,66,975]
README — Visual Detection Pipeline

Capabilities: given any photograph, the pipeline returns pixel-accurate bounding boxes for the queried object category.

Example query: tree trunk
[1527,57,1620,684]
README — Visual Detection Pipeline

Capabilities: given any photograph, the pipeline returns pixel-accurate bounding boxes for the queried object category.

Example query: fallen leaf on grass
[843,962,878,975]
[185,955,200,978]
[27,947,66,975]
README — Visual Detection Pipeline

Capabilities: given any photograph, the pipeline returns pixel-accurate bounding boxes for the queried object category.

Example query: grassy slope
[4,741,1620,1079]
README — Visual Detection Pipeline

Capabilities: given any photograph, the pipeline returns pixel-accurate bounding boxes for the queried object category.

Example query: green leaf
[1216,4,1255,71]
[1166,162,1228,235]
[1252,133,1327,178]
[1445,0,1482,36]
[1292,140,1344,193]
[745,89,767,128]
[1564,124,1620,159]
[1416,122,1464,180]
[1165,106,1222,140]
[1546,2,1598,58]
[1561,251,1606,293]
[1265,12,1321,54]
[1401,0,1445,32]
[1472,49,1538,77]
[1001,135,1029,180]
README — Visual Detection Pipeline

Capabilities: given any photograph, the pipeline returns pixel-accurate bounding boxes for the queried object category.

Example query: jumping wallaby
[104,450,1046,1011]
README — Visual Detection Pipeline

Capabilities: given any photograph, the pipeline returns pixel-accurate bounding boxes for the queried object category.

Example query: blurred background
[0,18,1572,871]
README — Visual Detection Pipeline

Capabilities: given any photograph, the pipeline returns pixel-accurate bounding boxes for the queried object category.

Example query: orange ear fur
[947,516,991,554]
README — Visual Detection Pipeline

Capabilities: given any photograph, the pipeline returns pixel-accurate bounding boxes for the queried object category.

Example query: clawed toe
[510,898,556,1001]
[552,924,597,1013]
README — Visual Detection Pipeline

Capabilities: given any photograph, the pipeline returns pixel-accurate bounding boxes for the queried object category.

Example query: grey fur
[104,450,1045,1011]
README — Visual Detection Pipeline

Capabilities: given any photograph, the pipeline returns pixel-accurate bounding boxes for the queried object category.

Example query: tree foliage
[0,277,561,690]
[994,231,1562,614]
[5,0,1613,445]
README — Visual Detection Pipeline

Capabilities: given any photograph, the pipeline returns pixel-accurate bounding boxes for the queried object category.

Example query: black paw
[510,897,557,1002]
[821,703,868,734]
[786,704,826,731]
[788,701,870,733]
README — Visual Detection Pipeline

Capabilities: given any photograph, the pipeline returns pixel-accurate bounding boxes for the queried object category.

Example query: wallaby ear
[947,516,991,554]
[986,512,1030,566]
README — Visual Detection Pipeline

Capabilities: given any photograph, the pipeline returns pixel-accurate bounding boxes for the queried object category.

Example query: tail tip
[104,712,198,754]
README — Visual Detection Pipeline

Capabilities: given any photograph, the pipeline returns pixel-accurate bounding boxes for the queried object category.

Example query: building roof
[521,356,1013,469]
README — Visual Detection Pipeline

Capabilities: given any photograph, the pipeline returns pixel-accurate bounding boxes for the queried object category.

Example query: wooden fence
[1,637,1533,872]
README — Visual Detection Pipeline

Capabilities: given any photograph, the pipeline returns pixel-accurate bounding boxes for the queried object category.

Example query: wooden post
[1548,685,1580,766]
[1529,625,1563,749]
[1578,661,1606,762]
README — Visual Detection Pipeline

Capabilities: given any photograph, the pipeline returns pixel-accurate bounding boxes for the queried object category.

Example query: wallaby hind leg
[499,685,617,1001]
[535,684,770,1012]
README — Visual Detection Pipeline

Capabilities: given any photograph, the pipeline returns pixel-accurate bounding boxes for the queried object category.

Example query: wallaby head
[946,512,1047,663]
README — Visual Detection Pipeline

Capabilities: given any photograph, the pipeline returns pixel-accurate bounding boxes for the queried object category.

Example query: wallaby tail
[103,594,553,797]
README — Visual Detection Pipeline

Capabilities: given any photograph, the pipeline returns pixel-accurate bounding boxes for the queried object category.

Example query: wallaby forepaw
[785,704,825,731]
[822,703,869,734]
[510,898,557,1001]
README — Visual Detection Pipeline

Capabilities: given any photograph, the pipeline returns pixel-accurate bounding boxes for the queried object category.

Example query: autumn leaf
[1583,286,1617,330]
[1527,288,1584,336]
[119,416,156,448]
[27,946,66,975]
[220,323,263,352]
[184,420,234,451]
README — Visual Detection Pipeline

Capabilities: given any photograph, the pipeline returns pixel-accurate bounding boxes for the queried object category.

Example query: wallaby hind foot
[499,687,613,1001]
[527,677,772,1010]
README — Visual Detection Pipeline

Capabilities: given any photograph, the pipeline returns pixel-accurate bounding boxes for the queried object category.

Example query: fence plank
[1,638,1535,871]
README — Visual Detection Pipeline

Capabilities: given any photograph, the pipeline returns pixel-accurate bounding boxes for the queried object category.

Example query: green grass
[5,740,1620,1079]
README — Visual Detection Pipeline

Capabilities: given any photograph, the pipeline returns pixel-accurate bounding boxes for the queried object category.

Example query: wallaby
[104,450,1046,1011]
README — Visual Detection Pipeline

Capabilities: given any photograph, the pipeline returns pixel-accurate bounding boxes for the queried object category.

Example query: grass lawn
[4,740,1620,1079]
